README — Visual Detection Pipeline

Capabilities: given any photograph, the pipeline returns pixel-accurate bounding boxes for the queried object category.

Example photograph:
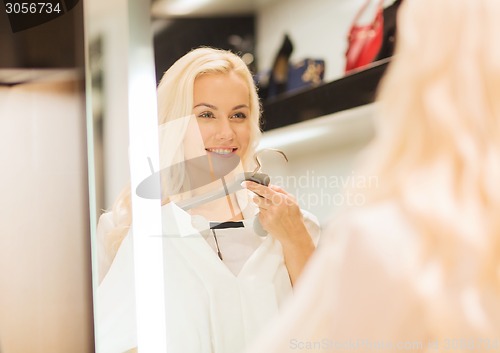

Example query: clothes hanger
[136,149,288,236]
[176,148,288,211]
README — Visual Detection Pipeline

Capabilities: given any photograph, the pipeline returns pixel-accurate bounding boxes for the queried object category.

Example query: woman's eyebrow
[193,103,217,109]
[193,103,249,110]
[232,104,249,110]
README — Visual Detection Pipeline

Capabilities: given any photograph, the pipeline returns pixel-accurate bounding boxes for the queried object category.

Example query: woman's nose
[215,119,235,140]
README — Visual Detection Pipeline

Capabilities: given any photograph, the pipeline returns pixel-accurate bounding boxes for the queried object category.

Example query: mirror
[86,0,385,352]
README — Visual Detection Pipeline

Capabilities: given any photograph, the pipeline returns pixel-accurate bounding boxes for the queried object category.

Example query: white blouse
[95,194,320,353]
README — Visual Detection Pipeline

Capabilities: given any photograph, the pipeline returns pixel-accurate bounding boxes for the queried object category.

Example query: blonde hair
[106,47,262,260]
[358,0,500,338]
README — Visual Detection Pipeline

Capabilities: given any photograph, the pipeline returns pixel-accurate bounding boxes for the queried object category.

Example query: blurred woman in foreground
[246,0,500,351]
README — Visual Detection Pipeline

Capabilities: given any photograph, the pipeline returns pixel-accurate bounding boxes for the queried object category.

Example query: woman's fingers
[244,181,296,208]
[268,184,287,194]
[252,195,271,210]
[242,181,275,200]
[269,184,297,202]
[244,181,308,243]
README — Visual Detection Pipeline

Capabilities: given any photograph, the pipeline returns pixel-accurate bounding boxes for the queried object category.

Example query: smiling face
[192,71,252,161]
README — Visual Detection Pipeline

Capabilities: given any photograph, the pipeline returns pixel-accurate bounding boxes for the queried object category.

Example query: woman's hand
[243,182,304,243]
[243,181,315,285]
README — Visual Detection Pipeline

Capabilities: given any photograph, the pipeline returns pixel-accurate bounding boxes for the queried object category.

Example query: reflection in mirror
[94,46,321,352]
[86,0,397,250]
[86,0,390,352]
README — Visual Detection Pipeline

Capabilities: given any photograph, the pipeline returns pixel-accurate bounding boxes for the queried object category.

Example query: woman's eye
[198,111,214,119]
[231,112,247,119]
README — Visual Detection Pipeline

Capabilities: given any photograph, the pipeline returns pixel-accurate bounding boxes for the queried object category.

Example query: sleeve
[301,209,321,247]
[96,232,138,353]
[96,212,115,284]
[245,216,426,353]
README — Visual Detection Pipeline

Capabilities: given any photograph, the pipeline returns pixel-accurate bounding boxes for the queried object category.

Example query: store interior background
[0,0,396,352]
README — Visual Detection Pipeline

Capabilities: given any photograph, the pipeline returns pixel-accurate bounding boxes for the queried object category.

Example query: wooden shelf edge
[261,58,390,131]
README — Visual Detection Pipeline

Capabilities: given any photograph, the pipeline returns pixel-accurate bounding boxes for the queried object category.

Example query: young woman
[96,47,320,353]
[247,0,500,351]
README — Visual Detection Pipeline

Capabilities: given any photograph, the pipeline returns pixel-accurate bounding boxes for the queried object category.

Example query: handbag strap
[351,0,385,25]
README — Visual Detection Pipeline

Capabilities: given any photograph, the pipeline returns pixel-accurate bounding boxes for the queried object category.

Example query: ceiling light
[152,0,212,16]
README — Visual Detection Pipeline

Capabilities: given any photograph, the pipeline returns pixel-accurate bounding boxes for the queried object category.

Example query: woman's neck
[188,192,244,222]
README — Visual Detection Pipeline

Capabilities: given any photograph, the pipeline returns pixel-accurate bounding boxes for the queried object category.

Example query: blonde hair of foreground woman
[105,47,262,261]
[246,0,500,351]
[366,0,500,279]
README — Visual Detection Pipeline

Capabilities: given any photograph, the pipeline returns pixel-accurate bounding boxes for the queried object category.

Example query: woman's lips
[205,148,239,160]
[205,147,237,155]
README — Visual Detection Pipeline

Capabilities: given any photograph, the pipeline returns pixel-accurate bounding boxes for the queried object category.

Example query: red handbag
[345,0,384,73]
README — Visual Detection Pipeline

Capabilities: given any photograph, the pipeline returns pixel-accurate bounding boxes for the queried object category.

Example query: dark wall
[0,0,84,70]
[153,16,255,84]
